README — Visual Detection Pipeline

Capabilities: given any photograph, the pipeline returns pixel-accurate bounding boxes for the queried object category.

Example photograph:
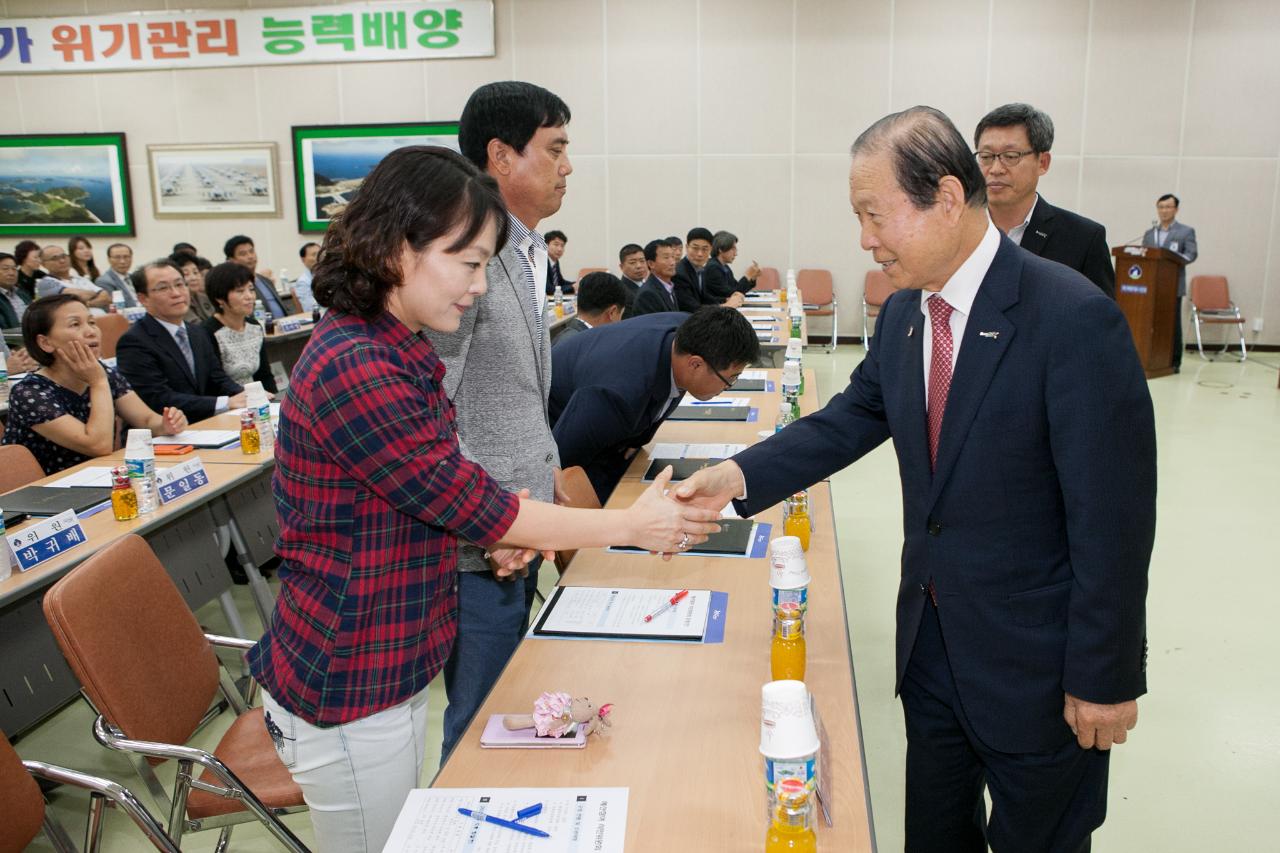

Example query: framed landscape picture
[0,133,134,236]
[147,142,281,219]
[291,122,460,232]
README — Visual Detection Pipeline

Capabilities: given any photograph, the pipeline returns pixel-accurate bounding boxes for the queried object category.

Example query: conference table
[431,365,876,851]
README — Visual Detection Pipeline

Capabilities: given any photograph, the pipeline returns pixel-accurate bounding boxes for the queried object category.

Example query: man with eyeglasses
[35,245,111,311]
[549,307,760,503]
[116,259,247,421]
[975,103,1114,298]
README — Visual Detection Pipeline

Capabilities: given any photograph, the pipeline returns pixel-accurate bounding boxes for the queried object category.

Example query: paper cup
[760,680,820,759]
[769,537,810,590]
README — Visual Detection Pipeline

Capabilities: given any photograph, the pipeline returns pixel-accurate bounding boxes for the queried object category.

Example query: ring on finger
[678,533,691,551]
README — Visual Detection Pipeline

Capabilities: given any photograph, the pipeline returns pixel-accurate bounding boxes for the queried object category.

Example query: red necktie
[926,294,955,472]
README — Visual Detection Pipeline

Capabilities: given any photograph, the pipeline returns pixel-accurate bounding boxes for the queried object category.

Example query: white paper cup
[760,680,820,759]
[769,537,810,590]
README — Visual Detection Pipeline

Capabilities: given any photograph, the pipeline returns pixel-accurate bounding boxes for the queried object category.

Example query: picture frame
[146,142,281,219]
[0,133,134,236]
[291,121,460,233]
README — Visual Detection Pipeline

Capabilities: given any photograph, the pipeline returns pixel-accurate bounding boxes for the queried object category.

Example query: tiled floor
[13,348,1279,851]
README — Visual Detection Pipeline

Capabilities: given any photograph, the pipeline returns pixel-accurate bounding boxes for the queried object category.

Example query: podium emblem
[1127,264,1143,280]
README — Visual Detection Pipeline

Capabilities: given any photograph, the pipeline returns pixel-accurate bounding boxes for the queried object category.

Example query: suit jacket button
[927,519,942,536]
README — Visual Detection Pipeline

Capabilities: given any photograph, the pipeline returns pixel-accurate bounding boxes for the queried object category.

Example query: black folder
[729,378,767,391]
[668,405,751,422]
[642,457,723,482]
[613,517,754,556]
[0,486,112,517]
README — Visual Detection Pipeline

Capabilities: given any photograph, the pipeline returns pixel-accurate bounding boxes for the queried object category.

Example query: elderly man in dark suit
[629,239,681,316]
[116,259,246,421]
[678,106,1155,853]
[975,103,1115,299]
[1142,193,1198,371]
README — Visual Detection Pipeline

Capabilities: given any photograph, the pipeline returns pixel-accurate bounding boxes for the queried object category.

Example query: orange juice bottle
[110,465,139,521]
[783,493,811,552]
[240,410,261,455]
[765,778,817,853]
[779,286,788,307]
[771,605,806,681]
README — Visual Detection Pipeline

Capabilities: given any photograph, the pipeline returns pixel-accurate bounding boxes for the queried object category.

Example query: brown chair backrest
[755,267,781,291]
[797,268,834,305]
[0,445,47,494]
[863,270,896,307]
[94,313,129,359]
[0,730,46,852]
[43,534,221,750]
[577,267,607,280]
[1190,275,1231,311]
[553,466,601,573]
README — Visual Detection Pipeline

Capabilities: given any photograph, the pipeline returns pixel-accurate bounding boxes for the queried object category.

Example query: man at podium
[1142,194,1198,371]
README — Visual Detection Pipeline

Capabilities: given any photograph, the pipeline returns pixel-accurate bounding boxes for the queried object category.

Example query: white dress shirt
[920,221,1001,399]
[1005,194,1039,245]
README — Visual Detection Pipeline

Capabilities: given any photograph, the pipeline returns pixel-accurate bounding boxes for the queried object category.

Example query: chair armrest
[24,759,180,852]
[204,632,256,651]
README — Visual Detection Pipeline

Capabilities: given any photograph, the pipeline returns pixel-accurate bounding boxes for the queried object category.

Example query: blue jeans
[440,558,541,761]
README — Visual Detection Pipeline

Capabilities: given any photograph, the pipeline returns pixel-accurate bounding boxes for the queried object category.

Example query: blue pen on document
[516,803,543,821]
[458,807,551,838]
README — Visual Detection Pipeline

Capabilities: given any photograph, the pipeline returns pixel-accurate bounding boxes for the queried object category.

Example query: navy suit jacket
[253,274,289,319]
[671,257,722,310]
[116,314,244,422]
[544,259,576,295]
[1019,196,1115,298]
[710,259,755,295]
[732,237,1155,753]
[550,312,686,500]
[629,275,679,317]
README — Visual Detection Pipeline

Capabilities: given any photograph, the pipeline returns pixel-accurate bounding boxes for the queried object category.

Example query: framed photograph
[292,122,460,233]
[147,142,281,219]
[0,133,134,236]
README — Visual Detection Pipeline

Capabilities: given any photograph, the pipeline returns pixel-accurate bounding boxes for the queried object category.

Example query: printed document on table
[684,395,751,407]
[739,369,769,379]
[649,442,745,459]
[383,787,629,853]
[47,467,114,488]
[158,430,241,448]
[532,587,711,640]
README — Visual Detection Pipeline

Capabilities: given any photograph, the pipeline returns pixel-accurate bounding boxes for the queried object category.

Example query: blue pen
[458,807,551,838]
[516,803,543,821]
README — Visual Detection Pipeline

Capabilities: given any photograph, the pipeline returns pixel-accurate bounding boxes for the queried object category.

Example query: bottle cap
[111,465,130,487]
[769,537,810,589]
[760,680,820,758]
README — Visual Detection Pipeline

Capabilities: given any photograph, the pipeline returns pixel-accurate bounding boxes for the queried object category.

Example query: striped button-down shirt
[505,213,548,337]
[249,310,520,726]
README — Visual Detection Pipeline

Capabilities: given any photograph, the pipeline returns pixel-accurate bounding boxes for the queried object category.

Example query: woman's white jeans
[261,687,429,853]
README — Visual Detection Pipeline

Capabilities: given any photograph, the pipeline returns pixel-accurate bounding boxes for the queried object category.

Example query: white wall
[7,0,1280,342]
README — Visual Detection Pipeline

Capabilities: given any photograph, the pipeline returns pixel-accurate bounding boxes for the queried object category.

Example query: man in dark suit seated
[710,230,760,295]
[629,239,681,317]
[550,307,759,502]
[616,243,647,317]
[975,103,1114,298]
[543,229,575,295]
[224,234,290,319]
[553,271,627,348]
[116,259,247,422]
[672,226,745,311]
[678,106,1155,853]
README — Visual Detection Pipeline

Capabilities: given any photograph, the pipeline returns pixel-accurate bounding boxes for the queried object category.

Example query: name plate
[156,459,210,505]
[278,319,304,332]
[9,510,87,572]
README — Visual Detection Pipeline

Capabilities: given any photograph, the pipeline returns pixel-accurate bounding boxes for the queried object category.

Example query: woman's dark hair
[68,235,100,280]
[22,294,88,367]
[14,240,41,266]
[204,261,255,313]
[312,145,509,320]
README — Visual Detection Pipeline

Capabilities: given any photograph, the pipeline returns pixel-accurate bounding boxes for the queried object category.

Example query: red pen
[644,589,690,623]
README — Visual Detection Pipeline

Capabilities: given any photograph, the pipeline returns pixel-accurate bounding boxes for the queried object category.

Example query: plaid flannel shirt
[248,311,519,727]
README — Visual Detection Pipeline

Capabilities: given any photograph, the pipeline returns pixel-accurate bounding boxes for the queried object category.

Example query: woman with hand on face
[248,145,721,853]
[1,294,187,475]
[203,261,277,393]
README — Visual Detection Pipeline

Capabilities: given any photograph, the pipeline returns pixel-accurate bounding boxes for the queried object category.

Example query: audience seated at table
[203,261,277,393]
[2,294,187,475]
[673,226,745,310]
[629,239,681,317]
[550,307,760,501]
[68,236,102,284]
[116,259,247,422]
[173,251,217,324]
[224,234,289,320]
[13,240,43,302]
[544,229,575,295]
[35,245,109,311]
[293,242,320,313]
[94,243,139,308]
[553,271,627,348]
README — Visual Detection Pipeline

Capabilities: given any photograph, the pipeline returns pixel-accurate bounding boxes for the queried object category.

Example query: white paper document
[649,442,745,459]
[738,369,768,379]
[157,430,241,448]
[532,587,711,640]
[383,787,629,853]
[47,467,115,488]
[685,395,751,407]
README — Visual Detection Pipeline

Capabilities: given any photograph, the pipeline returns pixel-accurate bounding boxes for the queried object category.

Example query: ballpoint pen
[458,807,551,838]
[643,589,689,622]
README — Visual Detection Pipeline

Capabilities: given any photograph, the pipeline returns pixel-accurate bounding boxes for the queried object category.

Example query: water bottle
[774,401,794,433]
[553,284,564,318]
[781,362,801,420]
[253,300,266,325]
[124,429,158,514]
[244,381,274,454]
[110,290,125,313]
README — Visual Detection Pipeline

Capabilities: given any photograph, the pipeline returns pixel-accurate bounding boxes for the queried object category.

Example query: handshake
[486,461,749,579]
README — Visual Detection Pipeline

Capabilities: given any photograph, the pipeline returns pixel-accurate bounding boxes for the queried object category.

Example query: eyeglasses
[975,150,1036,167]
[705,361,738,391]
[148,281,189,295]
[43,253,69,262]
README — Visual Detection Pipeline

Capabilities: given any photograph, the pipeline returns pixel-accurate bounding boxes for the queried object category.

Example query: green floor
[14,347,1280,851]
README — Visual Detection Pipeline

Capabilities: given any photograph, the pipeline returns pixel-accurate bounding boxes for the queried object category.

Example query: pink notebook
[479,715,588,749]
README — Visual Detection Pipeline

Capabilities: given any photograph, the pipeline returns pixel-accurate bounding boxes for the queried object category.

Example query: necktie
[926,295,955,472]
[697,268,704,295]
[174,327,196,376]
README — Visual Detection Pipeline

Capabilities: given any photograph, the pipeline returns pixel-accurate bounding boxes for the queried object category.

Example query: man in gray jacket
[424,81,574,760]
[1142,193,1198,371]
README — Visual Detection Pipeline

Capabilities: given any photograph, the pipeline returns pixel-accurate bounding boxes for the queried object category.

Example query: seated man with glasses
[974,103,1114,298]
[116,259,247,422]
[34,245,111,312]
[549,307,759,502]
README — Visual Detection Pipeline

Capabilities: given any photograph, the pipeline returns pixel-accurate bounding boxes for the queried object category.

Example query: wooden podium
[1112,245,1186,378]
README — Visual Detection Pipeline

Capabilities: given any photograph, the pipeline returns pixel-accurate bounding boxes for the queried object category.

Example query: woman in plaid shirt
[248,146,718,853]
